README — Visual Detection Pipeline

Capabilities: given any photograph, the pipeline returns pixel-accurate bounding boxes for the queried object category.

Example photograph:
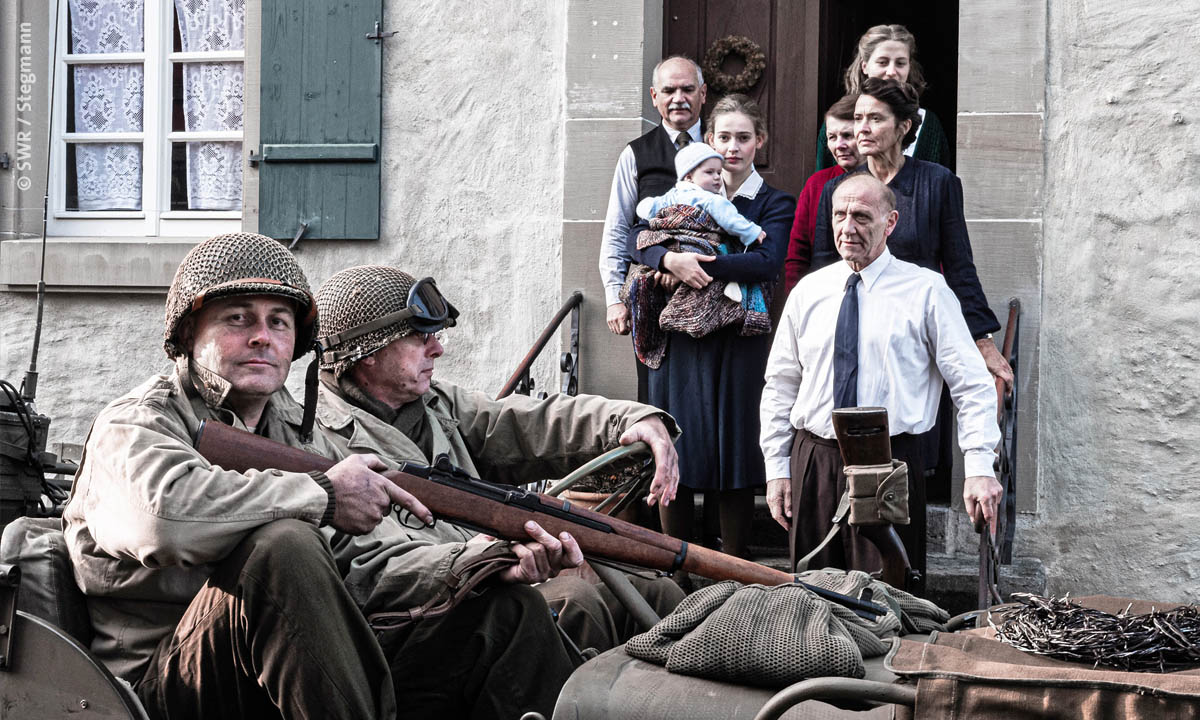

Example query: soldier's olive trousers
[539,573,686,653]
[134,519,574,720]
[135,519,396,720]
[378,582,574,720]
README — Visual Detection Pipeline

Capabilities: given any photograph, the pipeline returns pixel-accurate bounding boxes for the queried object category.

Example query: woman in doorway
[815,24,950,171]
[625,94,796,563]
[811,78,1009,380]
[785,93,862,294]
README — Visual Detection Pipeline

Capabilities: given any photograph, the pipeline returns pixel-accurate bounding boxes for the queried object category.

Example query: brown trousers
[136,520,574,720]
[788,429,928,590]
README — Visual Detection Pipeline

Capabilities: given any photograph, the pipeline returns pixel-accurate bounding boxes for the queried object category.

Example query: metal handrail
[497,290,584,399]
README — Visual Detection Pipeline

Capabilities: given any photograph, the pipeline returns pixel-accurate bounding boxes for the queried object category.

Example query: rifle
[193,420,887,620]
[831,407,920,592]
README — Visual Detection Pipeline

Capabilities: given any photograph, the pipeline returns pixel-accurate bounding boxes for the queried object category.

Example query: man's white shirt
[759,247,999,481]
[598,120,703,306]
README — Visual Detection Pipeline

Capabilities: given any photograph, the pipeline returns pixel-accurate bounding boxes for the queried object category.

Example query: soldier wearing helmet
[312,265,686,686]
[63,234,454,719]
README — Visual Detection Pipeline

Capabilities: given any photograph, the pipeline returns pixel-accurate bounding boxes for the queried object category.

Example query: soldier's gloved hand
[325,453,433,535]
[620,415,679,507]
[499,520,584,584]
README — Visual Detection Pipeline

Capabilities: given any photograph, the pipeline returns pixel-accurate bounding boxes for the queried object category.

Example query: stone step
[926,553,1047,617]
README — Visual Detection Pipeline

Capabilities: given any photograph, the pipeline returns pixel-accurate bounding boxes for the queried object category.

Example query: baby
[636,143,765,247]
[636,142,764,303]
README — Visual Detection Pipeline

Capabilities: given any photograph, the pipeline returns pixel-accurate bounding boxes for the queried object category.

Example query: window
[49,0,245,238]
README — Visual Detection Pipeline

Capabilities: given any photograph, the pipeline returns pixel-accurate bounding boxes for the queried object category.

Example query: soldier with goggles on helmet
[313,265,686,673]
[62,234,680,720]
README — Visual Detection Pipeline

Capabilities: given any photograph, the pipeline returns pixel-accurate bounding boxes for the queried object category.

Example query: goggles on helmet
[319,277,458,363]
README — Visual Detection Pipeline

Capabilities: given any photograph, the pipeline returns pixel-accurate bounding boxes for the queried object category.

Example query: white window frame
[46,1,244,238]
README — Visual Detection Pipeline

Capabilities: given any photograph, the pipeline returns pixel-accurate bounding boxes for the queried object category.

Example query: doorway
[819,1,960,170]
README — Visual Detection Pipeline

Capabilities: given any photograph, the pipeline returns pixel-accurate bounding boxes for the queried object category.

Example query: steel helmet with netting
[163,232,318,360]
[315,265,457,379]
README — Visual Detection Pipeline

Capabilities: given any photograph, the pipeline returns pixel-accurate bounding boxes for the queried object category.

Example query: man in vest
[599,56,706,349]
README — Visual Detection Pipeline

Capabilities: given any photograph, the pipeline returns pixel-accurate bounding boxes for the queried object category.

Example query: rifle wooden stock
[193,420,794,587]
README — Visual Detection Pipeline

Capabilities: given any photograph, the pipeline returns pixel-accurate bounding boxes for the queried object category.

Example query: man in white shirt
[759,173,1003,586]
[598,56,706,346]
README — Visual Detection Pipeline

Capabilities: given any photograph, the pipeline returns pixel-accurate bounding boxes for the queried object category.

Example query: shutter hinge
[365,20,397,43]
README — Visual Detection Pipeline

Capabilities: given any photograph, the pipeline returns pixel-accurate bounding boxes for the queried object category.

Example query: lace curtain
[175,0,245,210]
[69,0,144,211]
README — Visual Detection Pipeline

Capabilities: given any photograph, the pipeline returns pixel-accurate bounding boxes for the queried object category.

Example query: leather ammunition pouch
[846,460,910,527]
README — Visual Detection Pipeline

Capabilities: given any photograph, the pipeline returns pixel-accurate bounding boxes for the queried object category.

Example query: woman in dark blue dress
[626,94,796,559]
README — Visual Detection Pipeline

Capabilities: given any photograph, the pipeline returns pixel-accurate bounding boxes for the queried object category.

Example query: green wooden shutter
[258,0,383,240]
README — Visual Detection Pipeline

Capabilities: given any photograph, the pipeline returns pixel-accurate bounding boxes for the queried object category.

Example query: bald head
[833,173,896,213]
[650,56,707,131]
[830,173,899,271]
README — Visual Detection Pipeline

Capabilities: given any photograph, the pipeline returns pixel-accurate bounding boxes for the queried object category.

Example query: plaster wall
[0,0,569,447]
[1031,0,1200,601]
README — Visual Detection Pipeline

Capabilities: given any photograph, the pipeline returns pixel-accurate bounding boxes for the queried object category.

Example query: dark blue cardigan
[626,181,797,284]
[811,159,1000,338]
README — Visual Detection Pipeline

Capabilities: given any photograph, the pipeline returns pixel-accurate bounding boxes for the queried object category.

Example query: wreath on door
[702,35,767,94]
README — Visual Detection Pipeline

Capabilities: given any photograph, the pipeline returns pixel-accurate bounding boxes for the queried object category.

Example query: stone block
[566,0,649,118]
[560,220,637,400]
[958,113,1044,220]
[927,553,1047,617]
[968,220,1041,513]
[563,118,646,222]
[958,0,1046,112]
[0,239,193,290]
[926,502,949,556]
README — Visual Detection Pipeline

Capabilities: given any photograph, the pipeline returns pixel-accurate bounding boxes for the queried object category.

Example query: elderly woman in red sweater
[784,95,862,293]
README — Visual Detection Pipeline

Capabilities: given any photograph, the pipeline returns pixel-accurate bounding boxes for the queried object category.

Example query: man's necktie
[675,132,691,150]
[833,273,861,409]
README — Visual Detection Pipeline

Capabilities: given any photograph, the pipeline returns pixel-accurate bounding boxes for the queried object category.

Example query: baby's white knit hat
[674,142,723,181]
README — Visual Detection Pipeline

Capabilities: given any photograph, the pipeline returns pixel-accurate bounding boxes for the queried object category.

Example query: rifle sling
[795,492,851,573]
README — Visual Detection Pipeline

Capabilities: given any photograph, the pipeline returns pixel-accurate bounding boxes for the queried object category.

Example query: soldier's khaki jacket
[316,380,678,614]
[62,364,501,682]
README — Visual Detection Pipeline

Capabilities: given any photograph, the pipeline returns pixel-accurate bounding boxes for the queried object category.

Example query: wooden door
[664,0,820,198]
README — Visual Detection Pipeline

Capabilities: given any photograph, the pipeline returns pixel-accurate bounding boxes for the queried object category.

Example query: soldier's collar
[178,356,232,410]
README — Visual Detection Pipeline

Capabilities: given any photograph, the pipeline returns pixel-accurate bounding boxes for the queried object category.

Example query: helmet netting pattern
[624,570,949,687]
[163,232,316,359]
[315,265,417,378]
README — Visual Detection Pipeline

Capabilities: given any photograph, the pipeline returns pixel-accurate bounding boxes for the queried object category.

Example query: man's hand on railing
[619,415,679,507]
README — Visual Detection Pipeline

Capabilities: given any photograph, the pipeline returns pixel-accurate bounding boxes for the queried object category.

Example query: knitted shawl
[621,204,772,369]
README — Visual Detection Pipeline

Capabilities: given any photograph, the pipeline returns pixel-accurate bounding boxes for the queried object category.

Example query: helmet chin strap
[299,342,320,443]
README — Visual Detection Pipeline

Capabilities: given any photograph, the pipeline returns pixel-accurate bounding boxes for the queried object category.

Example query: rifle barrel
[193,420,886,619]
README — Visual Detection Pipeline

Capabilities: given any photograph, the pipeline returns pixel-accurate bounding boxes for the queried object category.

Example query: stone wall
[0,0,568,446]
[1029,0,1200,601]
